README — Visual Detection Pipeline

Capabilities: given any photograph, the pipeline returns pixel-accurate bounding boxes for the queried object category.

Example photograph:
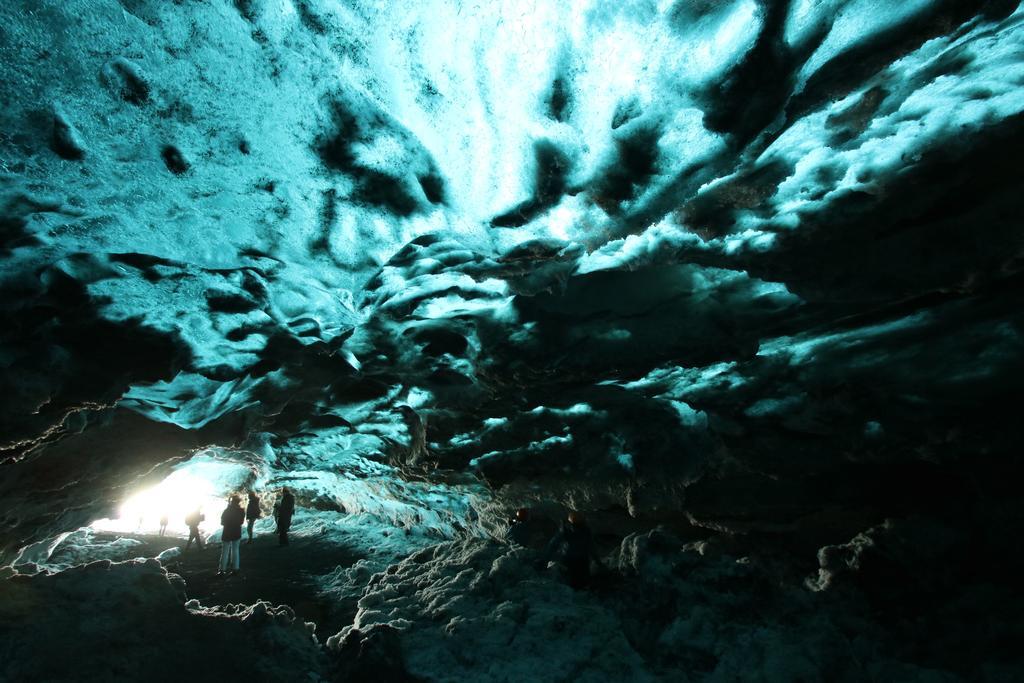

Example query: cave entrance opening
[90,456,256,537]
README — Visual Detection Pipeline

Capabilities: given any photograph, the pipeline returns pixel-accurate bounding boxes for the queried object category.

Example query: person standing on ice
[275,487,295,546]
[505,508,533,547]
[538,510,603,589]
[184,507,205,551]
[158,513,169,537]
[218,494,245,575]
[245,491,261,544]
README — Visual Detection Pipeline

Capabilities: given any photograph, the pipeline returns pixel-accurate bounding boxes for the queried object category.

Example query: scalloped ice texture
[1,0,1024,680]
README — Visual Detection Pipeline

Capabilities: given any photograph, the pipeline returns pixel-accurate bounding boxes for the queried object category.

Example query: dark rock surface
[0,558,325,682]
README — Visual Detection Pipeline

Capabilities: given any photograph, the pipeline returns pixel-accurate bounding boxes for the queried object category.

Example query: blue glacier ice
[1,0,1024,680]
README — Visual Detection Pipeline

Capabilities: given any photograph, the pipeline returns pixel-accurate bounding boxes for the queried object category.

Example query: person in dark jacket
[505,507,533,547]
[218,494,245,575]
[184,507,205,551]
[275,487,295,546]
[538,511,602,589]
[245,492,261,544]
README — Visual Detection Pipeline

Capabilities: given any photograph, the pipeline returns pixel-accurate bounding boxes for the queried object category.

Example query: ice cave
[1,0,1022,680]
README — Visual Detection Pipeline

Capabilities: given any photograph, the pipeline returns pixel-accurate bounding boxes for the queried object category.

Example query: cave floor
[92,531,362,639]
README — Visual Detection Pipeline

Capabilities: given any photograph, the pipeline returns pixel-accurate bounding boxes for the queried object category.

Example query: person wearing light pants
[218,494,245,575]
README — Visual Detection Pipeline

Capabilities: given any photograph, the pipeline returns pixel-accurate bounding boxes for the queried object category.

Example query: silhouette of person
[158,513,169,537]
[245,492,261,544]
[184,507,205,551]
[275,487,295,546]
[218,494,245,575]
[505,507,532,547]
[397,405,429,467]
[538,511,602,589]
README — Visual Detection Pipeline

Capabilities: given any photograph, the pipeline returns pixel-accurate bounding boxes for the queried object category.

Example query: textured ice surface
[1,0,1024,680]
[0,559,326,681]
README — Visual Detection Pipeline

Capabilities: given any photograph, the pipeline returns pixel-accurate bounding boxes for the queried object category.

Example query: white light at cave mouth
[91,457,253,535]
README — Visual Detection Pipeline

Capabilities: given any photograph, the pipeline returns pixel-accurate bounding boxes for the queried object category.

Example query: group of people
[181,487,296,576]
[174,485,597,587]
[506,508,604,589]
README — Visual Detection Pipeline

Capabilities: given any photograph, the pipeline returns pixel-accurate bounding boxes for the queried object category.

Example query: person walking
[184,507,205,551]
[158,513,169,537]
[245,492,261,544]
[275,487,295,546]
[218,494,245,575]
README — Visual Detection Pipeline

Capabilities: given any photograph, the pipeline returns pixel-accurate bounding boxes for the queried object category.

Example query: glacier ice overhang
[1,0,1024,677]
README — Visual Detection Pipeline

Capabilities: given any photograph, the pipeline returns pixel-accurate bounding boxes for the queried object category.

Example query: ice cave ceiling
[1,0,1023,679]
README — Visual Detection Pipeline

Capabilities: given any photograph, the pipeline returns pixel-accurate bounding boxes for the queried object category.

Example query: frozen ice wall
[1,0,1024,679]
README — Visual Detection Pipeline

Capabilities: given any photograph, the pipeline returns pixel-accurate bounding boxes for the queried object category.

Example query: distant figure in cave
[397,405,429,468]
[245,492,261,544]
[184,507,205,551]
[505,507,533,547]
[158,513,169,537]
[275,487,295,546]
[218,494,245,575]
[538,510,602,589]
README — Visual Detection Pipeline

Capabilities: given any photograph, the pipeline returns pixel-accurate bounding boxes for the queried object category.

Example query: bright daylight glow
[91,456,254,535]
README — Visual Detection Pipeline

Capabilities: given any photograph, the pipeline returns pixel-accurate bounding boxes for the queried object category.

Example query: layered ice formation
[1,0,1023,680]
